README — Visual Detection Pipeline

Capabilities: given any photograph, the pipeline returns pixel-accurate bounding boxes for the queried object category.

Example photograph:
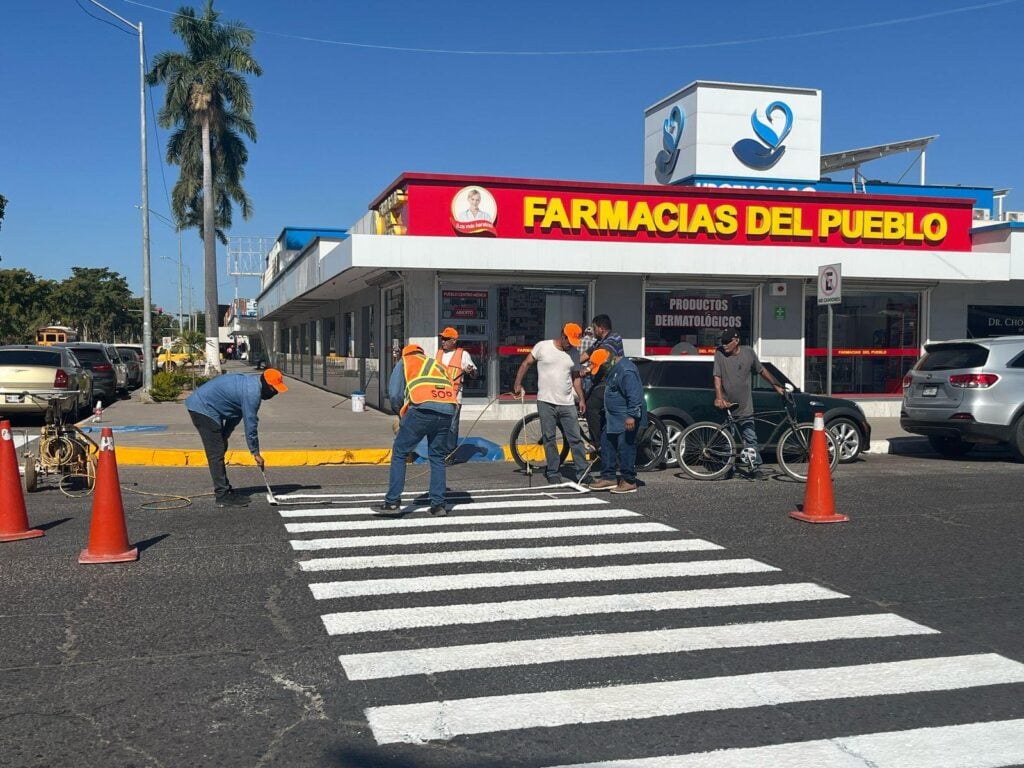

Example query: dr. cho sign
[817,263,842,306]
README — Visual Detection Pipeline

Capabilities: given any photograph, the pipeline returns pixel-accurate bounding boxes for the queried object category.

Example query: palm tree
[146,1,261,374]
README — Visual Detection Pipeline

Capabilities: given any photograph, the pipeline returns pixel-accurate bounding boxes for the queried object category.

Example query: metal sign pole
[826,305,833,395]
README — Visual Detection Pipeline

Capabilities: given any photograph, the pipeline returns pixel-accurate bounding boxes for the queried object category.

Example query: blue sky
[2,0,1022,318]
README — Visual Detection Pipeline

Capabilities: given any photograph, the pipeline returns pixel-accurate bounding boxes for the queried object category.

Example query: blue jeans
[445,405,463,457]
[738,417,763,468]
[600,429,637,483]
[537,400,587,482]
[386,407,453,506]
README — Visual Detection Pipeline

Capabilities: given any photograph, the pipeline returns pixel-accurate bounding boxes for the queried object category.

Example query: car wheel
[827,417,864,463]
[927,435,974,458]
[1009,416,1024,462]
[660,417,686,467]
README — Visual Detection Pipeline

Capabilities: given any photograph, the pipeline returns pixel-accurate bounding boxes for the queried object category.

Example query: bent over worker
[185,369,288,507]
[380,344,456,516]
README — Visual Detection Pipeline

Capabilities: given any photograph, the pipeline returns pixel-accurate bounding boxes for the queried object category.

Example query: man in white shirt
[513,322,588,484]
[436,326,478,460]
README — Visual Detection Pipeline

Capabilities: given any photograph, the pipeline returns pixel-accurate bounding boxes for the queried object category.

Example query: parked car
[0,345,93,419]
[900,336,1024,459]
[56,342,119,404]
[104,344,129,394]
[636,355,872,465]
[155,344,198,370]
[114,345,143,389]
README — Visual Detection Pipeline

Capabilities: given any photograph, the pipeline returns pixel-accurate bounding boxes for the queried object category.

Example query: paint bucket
[351,391,365,413]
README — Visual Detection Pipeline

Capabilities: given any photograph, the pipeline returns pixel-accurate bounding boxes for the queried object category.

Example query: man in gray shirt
[713,329,785,477]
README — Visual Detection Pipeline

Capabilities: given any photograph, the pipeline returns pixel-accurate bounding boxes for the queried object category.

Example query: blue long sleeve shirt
[185,373,264,454]
[388,359,456,417]
[603,357,647,434]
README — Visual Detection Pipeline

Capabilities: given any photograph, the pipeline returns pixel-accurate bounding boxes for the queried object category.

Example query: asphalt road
[2,451,1023,767]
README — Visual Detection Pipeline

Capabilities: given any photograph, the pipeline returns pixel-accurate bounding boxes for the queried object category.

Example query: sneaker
[747,468,770,481]
[588,478,619,491]
[216,491,249,508]
[429,504,448,516]
[377,501,401,513]
[610,480,638,494]
[545,475,562,485]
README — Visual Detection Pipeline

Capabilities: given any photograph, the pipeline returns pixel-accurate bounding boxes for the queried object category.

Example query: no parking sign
[817,263,842,306]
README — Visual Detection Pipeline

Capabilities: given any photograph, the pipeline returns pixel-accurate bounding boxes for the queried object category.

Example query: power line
[75,0,135,35]
[117,0,1020,56]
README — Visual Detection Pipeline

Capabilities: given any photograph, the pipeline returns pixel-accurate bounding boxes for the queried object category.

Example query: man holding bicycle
[714,329,785,478]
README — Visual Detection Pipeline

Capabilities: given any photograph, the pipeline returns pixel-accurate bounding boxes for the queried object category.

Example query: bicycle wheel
[636,414,668,472]
[677,421,736,480]
[509,412,568,471]
[777,424,839,481]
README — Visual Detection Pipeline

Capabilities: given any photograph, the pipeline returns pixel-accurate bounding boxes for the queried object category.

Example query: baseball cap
[562,322,583,347]
[439,327,459,340]
[402,343,424,357]
[588,347,611,369]
[262,368,289,393]
[720,329,740,345]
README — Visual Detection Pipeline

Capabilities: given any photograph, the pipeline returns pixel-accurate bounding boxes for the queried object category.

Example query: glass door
[440,287,490,399]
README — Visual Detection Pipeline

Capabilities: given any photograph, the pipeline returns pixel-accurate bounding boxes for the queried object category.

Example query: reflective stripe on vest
[435,347,465,396]
[401,354,456,416]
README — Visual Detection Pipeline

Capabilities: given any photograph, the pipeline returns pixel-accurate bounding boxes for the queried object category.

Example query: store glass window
[385,285,404,381]
[645,289,752,354]
[440,288,489,398]
[804,291,920,395]
[498,285,586,396]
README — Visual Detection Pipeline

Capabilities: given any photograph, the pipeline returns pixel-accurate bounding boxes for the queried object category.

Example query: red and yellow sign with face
[370,173,974,251]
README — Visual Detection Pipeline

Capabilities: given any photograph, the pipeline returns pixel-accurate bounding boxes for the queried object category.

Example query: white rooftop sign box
[644,81,822,186]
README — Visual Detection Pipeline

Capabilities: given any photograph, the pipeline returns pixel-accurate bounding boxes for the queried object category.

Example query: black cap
[720,329,740,345]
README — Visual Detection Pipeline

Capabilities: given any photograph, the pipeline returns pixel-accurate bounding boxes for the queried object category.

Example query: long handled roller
[260,468,278,505]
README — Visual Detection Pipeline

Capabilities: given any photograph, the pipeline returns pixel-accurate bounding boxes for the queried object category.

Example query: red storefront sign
[371,173,974,251]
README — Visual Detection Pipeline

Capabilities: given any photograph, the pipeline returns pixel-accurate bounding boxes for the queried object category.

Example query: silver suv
[900,336,1024,458]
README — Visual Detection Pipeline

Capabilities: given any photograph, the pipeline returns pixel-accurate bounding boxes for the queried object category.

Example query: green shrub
[150,371,183,402]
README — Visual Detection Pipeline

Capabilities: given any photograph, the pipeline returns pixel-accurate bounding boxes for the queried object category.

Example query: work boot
[610,480,638,494]
[429,504,448,517]
[216,491,249,508]
[588,478,618,492]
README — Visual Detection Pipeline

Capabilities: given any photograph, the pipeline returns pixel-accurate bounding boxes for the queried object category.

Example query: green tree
[0,269,55,343]
[147,1,261,374]
[49,268,134,342]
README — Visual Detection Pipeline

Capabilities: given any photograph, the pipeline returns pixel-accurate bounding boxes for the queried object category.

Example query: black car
[56,342,119,404]
[637,355,872,465]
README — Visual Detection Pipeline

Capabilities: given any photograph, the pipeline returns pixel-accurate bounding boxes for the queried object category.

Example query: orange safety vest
[435,347,466,396]
[400,353,457,416]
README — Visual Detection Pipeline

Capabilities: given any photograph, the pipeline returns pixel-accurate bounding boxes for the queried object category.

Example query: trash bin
[351,390,365,413]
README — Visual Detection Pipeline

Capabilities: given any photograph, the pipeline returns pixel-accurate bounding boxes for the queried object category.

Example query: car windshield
[70,348,107,364]
[0,350,61,366]
[919,343,989,371]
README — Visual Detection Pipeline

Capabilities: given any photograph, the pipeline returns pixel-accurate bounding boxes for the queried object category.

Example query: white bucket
[351,392,365,413]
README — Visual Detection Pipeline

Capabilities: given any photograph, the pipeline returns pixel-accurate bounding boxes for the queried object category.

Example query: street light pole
[145,207,185,335]
[89,0,153,390]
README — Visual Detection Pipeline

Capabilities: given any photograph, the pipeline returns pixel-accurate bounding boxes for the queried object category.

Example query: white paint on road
[311,558,777,599]
[298,538,724,572]
[285,508,636,533]
[365,653,1024,744]
[280,496,609,518]
[290,522,675,551]
[338,613,936,680]
[321,582,846,635]
[543,719,1024,768]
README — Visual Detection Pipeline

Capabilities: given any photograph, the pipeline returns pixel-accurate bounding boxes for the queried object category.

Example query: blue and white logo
[655,106,684,182]
[732,100,793,170]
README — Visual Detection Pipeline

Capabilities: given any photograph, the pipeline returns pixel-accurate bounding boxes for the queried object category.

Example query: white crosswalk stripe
[271,484,1024,764]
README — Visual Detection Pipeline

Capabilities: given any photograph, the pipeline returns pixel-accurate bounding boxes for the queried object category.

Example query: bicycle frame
[720,395,805,462]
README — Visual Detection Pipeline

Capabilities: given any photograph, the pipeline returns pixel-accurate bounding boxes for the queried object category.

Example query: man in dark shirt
[713,330,784,478]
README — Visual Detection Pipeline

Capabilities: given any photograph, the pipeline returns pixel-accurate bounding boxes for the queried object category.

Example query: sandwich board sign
[818,263,842,305]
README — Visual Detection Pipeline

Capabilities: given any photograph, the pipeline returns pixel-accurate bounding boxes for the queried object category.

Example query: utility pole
[88,0,153,390]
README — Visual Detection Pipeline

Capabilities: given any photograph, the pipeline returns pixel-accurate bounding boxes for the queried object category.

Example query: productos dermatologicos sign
[384,175,973,251]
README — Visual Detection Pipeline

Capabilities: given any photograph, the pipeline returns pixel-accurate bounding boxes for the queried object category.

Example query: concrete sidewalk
[79,362,923,466]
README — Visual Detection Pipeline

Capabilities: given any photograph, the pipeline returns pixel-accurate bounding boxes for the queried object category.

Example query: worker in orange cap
[185,369,288,507]
[436,326,478,462]
[380,343,456,516]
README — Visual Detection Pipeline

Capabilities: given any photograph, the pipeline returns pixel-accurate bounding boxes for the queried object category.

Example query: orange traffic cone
[79,427,138,564]
[0,419,44,543]
[790,412,849,524]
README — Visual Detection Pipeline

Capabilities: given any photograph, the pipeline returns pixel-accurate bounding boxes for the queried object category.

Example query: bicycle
[21,393,99,494]
[509,406,669,474]
[675,388,839,482]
